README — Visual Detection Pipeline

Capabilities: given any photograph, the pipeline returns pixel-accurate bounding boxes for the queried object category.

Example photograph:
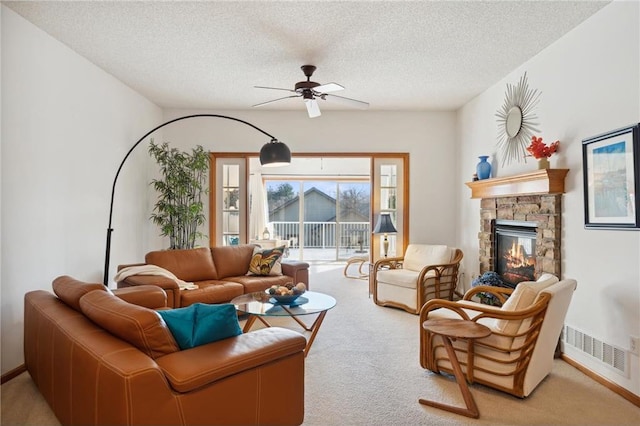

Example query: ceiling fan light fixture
[260,138,291,167]
[304,98,321,118]
[252,65,368,118]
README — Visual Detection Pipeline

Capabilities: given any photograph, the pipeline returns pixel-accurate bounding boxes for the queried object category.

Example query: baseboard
[561,354,640,408]
[1,364,26,384]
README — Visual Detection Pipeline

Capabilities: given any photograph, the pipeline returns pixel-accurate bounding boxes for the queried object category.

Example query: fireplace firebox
[494,220,537,288]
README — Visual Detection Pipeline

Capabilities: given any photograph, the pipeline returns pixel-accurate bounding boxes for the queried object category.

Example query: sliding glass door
[210,154,408,262]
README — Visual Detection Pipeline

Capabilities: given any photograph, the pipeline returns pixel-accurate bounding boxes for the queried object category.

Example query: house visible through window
[265,179,370,261]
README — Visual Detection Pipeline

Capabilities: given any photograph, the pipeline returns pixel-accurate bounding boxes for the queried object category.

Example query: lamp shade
[260,139,291,167]
[373,213,397,234]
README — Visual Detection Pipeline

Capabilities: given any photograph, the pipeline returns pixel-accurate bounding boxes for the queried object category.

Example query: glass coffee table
[232,291,337,357]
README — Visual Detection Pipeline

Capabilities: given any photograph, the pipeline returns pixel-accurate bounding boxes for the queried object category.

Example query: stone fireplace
[479,195,562,284]
[466,169,569,285]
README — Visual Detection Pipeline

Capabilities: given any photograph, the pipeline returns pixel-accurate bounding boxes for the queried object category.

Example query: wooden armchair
[372,244,463,314]
[419,275,577,398]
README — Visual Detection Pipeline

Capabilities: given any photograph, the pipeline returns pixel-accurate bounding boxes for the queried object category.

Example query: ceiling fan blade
[304,98,321,118]
[314,82,344,93]
[323,93,369,109]
[252,95,300,108]
[254,86,297,93]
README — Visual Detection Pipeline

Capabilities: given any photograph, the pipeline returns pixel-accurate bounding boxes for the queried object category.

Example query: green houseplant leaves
[149,140,209,249]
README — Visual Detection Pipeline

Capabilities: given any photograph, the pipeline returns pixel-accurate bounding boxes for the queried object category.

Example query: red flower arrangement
[526,136,559,159]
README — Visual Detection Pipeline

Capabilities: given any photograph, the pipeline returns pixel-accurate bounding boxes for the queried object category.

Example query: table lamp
[373,213,397,257]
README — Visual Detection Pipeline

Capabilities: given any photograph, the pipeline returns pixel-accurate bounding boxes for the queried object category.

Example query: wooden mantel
[465,168,569,199]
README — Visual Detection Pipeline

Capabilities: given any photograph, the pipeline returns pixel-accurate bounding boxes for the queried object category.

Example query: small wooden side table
[419,318,491,419]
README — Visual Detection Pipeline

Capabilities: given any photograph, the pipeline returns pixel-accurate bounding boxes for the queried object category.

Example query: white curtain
[249,172,269,240]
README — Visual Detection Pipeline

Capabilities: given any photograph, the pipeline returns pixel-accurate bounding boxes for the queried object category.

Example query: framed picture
[582,123,640,229]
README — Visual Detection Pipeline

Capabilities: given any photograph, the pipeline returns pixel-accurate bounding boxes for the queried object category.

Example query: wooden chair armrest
[419,298,473,323]
[464,285,513,305]
[419,293,549,325]
[418,261,456,280]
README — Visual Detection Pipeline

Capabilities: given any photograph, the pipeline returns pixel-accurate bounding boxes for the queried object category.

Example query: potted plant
[471,271,506,306]
[149,140,209,249]
[526,135,559,169]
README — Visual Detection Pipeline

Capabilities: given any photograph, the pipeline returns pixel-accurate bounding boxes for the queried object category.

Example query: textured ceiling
[4,0,610,112]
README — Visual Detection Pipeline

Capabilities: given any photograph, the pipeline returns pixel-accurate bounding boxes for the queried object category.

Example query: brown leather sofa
[117,245,310,308]
[24,276,306,426]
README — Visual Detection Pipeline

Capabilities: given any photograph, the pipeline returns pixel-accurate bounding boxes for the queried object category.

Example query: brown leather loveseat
[117,245,310,308]
[24,276,306,426]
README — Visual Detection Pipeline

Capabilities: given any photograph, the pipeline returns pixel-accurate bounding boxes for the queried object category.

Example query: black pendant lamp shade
[260,138,291,167]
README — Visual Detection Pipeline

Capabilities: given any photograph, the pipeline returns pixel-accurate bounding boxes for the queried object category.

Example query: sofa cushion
[179,281,245,307]
[157,303,242,350]
[247,246,286,276]
[52,275,108,312]
[79,290,180,359]
[403,244,452,272]
[210,245,255,278]
[146,247,218,282]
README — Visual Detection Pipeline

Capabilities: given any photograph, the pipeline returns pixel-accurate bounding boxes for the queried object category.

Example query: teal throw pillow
[158,303,242,350]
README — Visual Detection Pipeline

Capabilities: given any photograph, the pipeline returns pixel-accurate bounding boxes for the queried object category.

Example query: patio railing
[270,221,370,251]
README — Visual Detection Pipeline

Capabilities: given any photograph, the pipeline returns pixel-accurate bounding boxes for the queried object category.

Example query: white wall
[456,1,640,395]
[157,108,459,249]
[0,7,162,374]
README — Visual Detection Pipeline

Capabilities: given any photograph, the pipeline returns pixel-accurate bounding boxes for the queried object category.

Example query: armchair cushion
[403,244,452,272]
[376,268,436,288]
[495,273,559,334]
[158,303,242,350]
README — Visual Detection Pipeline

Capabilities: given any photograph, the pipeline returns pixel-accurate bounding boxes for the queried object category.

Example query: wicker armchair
[372,244,463,314]
[419,275,577,398]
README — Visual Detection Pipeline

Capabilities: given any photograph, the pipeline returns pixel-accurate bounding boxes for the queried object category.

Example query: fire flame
[506,241,533,268]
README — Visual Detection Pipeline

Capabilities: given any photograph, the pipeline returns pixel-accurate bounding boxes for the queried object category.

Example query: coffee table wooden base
[419,335,480,418]
[243,310,328,357]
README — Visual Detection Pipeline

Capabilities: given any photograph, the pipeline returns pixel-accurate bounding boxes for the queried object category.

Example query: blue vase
[476,156,492,180]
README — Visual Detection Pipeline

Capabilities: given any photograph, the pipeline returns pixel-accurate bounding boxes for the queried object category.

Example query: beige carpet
[3,263,639,425]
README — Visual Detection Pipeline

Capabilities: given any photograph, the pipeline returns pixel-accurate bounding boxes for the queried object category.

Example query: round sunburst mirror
[496,72,540,166]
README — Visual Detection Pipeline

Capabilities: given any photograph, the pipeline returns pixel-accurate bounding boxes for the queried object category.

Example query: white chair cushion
[376,269,437,289]
[495,274,559,334]
[403,244,452,272]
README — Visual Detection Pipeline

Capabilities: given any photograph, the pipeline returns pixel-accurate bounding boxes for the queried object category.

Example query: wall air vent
[563,325,628,377]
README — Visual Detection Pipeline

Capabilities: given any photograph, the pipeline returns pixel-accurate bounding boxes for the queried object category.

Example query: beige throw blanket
[113,265,199,290]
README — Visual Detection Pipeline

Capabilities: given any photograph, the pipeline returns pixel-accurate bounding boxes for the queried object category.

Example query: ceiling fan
[252,65,369,118]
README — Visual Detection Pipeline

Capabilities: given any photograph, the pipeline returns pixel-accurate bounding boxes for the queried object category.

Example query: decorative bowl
[269,293,303,304]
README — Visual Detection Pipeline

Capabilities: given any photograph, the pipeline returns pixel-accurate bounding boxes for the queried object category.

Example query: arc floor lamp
[103,113,291,286]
